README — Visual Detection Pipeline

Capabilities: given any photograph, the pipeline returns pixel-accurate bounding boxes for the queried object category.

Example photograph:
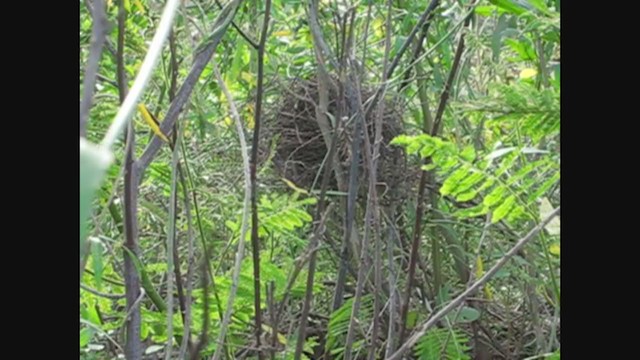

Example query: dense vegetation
[80,0,560,359]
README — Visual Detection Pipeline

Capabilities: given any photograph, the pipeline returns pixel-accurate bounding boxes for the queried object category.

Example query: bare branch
[80,0,109,137]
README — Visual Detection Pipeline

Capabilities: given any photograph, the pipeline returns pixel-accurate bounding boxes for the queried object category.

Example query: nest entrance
[266,77,408,205]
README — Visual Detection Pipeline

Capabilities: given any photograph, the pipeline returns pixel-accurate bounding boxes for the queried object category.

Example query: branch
[214,0,259,48]
[210,59,252,360]
[386,207,561,360]
[80,283,126,299]
[362,0,441,119]
[250,2,272,358]
[101,0,182,149]
[80,0,109,137]
[136,0,243,174]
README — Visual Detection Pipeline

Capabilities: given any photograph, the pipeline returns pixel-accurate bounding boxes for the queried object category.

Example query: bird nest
[263,76,410,206]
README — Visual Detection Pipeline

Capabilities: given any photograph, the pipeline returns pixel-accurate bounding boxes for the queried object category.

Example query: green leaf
[475,5,497,16]
[390,134,411,146]
[80,139,113,251]
[492,195,517,223]
[441,167,470,196]
[80,304,102,326]
[415,328,471,360]
[406,310,419,329]
[90,238,104,289]
[456,190,478,202]
[460,145,476,162]
[80,328,93,348]
[505,38,537,61]
[453,171,485,196]
[528,171,560,202]
[477,178,496,193]
[455,204,487,219]
[547,351,560,360]
[494,152,518,177]
[506,204,527,222]
[489,0,527,16]
[528,0,550,13]
[454,306,481,323]
[484,186,506,207]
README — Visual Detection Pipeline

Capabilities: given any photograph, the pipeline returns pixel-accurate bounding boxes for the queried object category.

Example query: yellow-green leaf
[549,243,560,256]
[273,30,292,37]
[492,195,516,223]
[282,178,309,195]
[519,68,538,79]
[137,104,169,142]
[475,256,484,278]
[133,0,145,14]
[240,71,254,84]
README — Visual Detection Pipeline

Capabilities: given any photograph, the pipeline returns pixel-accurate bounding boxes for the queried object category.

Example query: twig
[80,0,109,137]
[165,125,182,360]
[386,207,560,360]
[368,1,393,357]
[249,1,272,358]
[210,58,252,360]
[178,177,196,359]
[81,318,124,353]
[122,287,146,323]
[332,9,359,313]
[293,203,334,360]
[362,0,441,119]
[80,283,126,299]
[213,0,259,48]
[189,258,211,360]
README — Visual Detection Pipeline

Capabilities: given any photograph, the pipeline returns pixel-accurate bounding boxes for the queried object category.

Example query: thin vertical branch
[165,128,181,360]
[189,259,211,360]
[362,0,441,119]
[344,24,385,357]
[116,0,128,103]
[83,0,117,57]
[80,0,109,137]
[123,122,142,360]
[178,182,196,359]
[359,1,374,77]
[250,1,271,358]
[114,2,143,358]
[167,31,191,347]
[384,219,399,358]
[367,0,394,357]
[333,9,359,314]
[293,1,347,348]
[210,60,252,360]
[293,203,335,360]
[398,16,470,343]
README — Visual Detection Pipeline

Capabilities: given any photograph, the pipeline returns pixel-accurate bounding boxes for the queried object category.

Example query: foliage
[325,295,374,358]
[80,0,560,358]
[392,132,559,223]
[414,328,471,360]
